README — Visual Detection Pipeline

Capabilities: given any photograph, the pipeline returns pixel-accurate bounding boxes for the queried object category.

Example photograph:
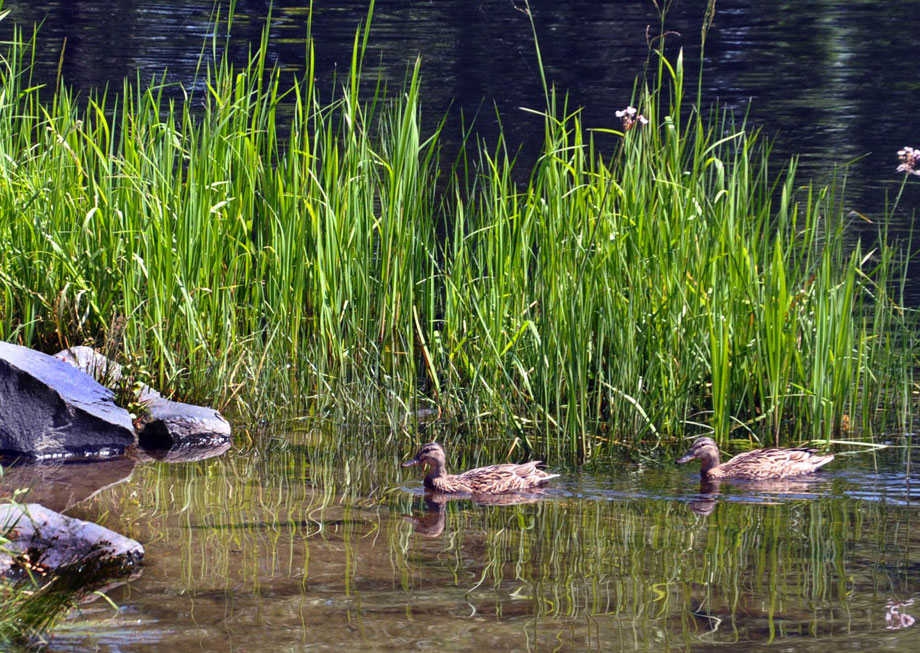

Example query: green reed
[0,6,916,460]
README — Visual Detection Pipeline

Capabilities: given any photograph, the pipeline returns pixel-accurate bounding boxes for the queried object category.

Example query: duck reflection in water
[403,495,450,537]
[686,475,833,517]
[688,480,721,516]
[403,490,551,537]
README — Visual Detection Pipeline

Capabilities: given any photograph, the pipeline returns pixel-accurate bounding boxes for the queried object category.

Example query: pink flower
[885,599,916,630]
[897,147,920,176]
[616,106,648,131]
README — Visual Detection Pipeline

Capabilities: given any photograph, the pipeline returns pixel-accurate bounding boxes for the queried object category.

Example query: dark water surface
[25,436,919,651]
[3,0,919,229]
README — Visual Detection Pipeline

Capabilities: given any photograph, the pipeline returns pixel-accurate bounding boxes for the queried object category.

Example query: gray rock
[0,342,136,459]
[0,503,143,575]
[53,346,123,384]
[136,397,231,449]
[54,346,161,402]
[55,347,231,449]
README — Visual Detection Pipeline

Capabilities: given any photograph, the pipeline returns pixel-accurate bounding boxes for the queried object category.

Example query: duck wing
[458,462,558,493]
[721,447,834,479]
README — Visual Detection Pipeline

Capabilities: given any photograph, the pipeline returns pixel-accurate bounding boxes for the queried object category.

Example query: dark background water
[3,0,919,231]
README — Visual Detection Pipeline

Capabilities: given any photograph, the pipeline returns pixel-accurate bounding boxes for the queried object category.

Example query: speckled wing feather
[453,462,558,494]
[717,447,834,479]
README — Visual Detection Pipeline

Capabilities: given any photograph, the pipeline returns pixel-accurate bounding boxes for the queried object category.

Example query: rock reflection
[75,568,144,604]
[0,457,136,512]
[128,439,232,464]
[0,440,232,512]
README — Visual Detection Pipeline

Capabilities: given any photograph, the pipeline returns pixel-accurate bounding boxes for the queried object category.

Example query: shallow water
[20,435,918,651]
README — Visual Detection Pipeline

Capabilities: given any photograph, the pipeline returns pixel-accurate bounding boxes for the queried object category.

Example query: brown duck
[677,436,834,480]
[401,442,558,494]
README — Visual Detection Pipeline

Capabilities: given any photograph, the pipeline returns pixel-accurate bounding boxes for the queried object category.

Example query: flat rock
[136,397,232,449]
[0,503,143,575]
[0,342,136,459]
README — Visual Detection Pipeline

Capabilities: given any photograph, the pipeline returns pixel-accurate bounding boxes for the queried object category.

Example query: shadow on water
[18,429,916,652]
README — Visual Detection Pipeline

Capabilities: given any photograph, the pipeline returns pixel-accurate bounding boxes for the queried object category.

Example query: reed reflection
[39,434,920,651]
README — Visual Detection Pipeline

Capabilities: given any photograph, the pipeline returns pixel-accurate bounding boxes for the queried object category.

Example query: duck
[676,436,834,480]
[401,442,558,494]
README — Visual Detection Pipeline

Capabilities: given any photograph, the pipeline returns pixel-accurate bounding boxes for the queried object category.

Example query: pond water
[11,436,916,651]
[3,0,919,232]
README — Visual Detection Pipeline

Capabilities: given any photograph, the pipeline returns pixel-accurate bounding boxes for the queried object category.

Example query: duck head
[402,442,447,470]
[676,436,722,473]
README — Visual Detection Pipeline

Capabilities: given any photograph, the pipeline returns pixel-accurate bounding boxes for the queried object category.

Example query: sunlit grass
[0,4,916,461]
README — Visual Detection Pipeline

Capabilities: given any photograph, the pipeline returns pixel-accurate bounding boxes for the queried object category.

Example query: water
[8,436,913,651]
[2,1,919,649]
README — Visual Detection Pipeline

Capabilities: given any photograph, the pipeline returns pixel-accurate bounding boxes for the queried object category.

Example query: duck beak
[401,456,420,467]
[676,453,695,464]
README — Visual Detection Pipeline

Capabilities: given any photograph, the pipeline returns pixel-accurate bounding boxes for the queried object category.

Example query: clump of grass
[0,4,915,460]
[0,570,80,648]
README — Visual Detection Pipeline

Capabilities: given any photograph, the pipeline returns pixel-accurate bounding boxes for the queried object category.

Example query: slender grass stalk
[0,5,916,459]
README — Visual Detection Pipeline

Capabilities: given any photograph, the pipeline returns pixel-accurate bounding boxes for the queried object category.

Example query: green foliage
[0,9,915,460]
